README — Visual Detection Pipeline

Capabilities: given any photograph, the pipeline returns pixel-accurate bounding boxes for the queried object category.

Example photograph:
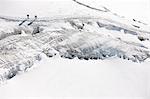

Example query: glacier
[0,1,150,98]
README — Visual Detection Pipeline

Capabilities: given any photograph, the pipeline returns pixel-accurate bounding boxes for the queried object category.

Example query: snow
[0,0,149,23]
[0,0,150,98]
[0,54,150,98]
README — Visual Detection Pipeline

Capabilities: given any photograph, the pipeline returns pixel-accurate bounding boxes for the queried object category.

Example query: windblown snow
[0,0,150,98]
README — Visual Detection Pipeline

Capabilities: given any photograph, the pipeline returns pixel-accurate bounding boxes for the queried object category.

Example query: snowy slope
[0,0,150,83]
[0,0,150,98]
[0,55,150,98]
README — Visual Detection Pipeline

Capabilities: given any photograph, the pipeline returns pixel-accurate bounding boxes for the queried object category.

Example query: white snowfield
[0,0,150,98]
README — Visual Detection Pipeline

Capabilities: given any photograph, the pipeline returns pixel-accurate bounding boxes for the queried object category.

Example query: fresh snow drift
[0,0,150,98]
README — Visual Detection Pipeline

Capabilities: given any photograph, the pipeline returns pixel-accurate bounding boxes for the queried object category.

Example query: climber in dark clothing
[32,15,40,36]
[35,15,37,19]
[27,14,29,19]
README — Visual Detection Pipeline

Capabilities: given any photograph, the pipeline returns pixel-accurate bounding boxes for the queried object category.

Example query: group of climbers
[19,14,39,35]
[19,14,37,26]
